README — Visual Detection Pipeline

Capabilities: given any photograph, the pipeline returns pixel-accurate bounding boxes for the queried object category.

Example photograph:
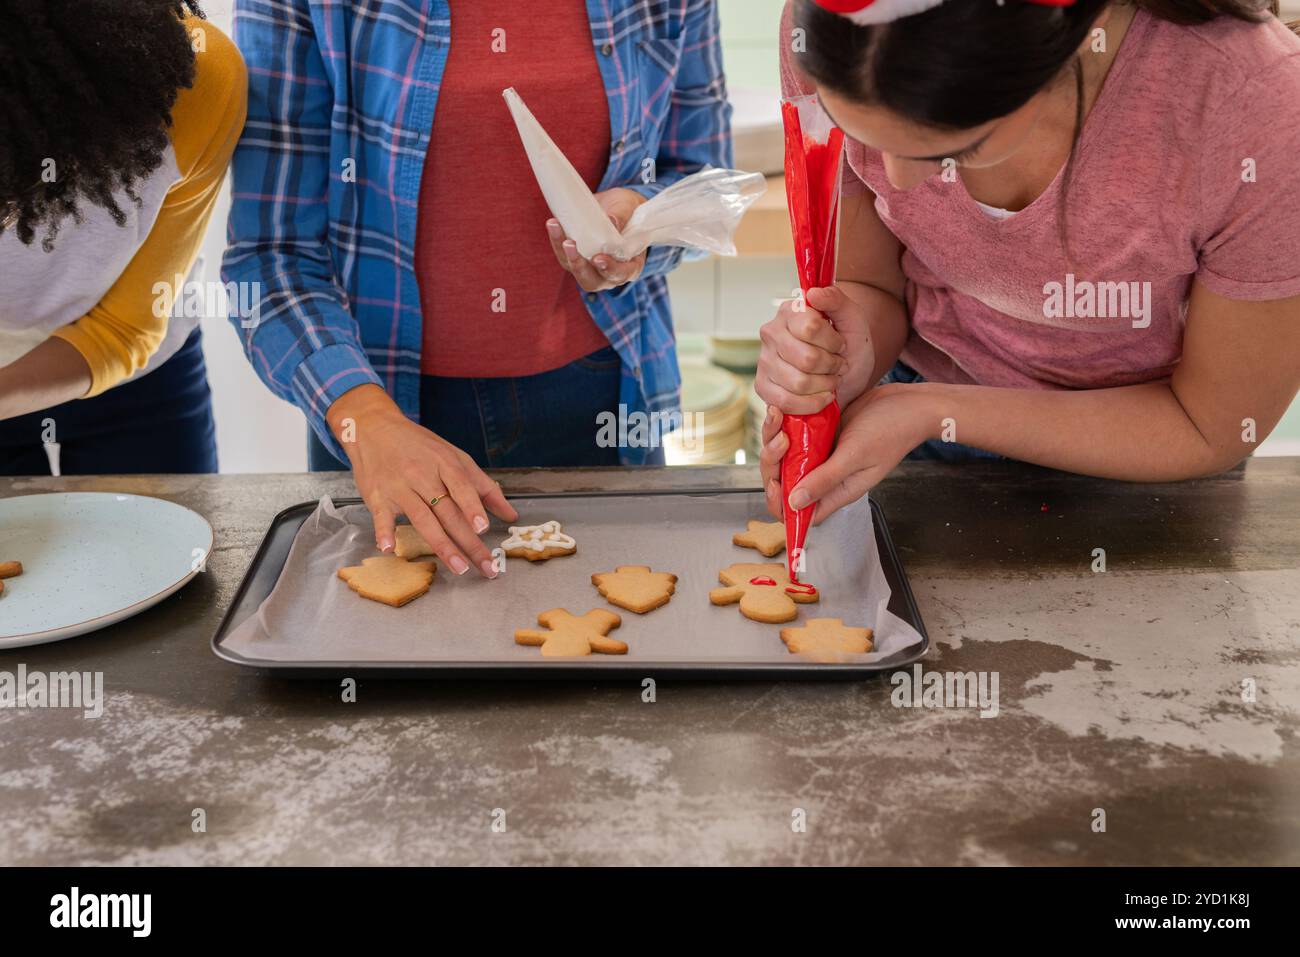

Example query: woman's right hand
[756,284,875,414]
[326,385,518,578]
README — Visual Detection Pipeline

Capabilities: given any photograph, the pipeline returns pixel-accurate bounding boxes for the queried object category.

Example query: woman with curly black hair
[0,0,246,474]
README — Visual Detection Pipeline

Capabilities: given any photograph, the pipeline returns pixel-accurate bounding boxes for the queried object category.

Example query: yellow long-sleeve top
[0,17,246,396]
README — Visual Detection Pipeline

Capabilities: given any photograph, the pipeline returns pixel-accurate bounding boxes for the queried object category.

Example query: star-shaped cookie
[515,608,626,657]
[779,618,873,662]
[732,520,786,557]
[393,525,435,560]
[708,562,819,623]
[337,555,437,607]
[591,565,677,614]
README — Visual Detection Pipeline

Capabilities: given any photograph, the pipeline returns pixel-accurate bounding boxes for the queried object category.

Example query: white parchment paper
[221,492,924,666]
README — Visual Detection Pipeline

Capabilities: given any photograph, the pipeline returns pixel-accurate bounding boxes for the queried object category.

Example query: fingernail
[473,515,489,534]
[378,537,394,553]
[789,490,811,511]
[563,241,579,262]
[547,219,562,236]
[480,559,498,579]
[450,555,469,575]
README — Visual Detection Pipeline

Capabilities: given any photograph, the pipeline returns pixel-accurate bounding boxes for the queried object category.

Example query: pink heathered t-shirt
[780,9,1300,391]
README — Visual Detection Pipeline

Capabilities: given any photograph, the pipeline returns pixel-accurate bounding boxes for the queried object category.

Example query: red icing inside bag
[780,98,845,584]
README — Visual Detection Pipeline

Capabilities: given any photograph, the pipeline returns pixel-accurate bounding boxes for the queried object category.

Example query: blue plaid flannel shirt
[222,0,732,464]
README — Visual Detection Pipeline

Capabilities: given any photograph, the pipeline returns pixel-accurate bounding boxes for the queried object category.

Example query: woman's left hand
[547,187,648,291]
[758,382,934,524]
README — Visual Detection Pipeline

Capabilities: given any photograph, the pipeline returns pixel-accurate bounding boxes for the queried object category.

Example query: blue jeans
[0,328,218,475]
[310,345,666,471]
[880,361,1003,463]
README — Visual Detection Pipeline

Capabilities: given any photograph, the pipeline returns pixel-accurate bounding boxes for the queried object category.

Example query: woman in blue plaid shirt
[224,0,732,579]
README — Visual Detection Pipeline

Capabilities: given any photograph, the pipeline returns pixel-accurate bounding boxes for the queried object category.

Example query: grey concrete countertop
[0,460,1296,865]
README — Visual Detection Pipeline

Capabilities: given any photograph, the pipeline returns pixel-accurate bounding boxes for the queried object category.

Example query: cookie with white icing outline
[591,565,677,614]
[708,562,818,624]
[732,520,786,558]
[515,608,626,657]
[501,521,577,562]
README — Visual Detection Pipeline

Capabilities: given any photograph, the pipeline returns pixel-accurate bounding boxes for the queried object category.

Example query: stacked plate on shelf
[746,382,768,458]
[664,363,749,465]
[708,335,762,374]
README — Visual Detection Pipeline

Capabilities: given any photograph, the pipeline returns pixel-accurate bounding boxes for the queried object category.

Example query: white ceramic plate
[0,492,213,648]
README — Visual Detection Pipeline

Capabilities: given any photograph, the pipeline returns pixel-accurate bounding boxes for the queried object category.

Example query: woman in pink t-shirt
[757,0,1300,522]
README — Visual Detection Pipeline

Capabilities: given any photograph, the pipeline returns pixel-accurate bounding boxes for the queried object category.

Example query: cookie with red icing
[708,562,818,623]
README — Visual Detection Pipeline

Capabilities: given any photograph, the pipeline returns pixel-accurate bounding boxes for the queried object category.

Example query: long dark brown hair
[795,0,1295,130]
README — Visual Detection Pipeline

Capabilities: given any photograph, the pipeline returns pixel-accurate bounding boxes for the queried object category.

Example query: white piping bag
[503,87,766,261]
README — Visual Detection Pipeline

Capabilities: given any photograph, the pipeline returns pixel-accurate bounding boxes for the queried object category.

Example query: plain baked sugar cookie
[732,520,786,558]
[779,617,873,662]
[515,608,626,657]
[338,555,437,607]
[591,565,678,614]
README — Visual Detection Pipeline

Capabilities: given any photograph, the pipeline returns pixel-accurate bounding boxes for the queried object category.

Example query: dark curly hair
[0,0,204,251]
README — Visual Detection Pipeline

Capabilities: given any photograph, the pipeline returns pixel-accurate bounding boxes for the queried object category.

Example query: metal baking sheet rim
[211,489,929,679]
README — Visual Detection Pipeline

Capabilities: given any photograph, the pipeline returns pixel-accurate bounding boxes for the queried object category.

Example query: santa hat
[812,0,1075,27]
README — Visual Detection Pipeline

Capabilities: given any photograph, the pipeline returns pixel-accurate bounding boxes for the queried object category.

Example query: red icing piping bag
[779,96,845,584]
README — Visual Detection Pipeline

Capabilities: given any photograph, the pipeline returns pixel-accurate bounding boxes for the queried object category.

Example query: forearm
[838,278,909,389]
[909,379,1245,481]
[325,383,404,453]
[0,338,93,421]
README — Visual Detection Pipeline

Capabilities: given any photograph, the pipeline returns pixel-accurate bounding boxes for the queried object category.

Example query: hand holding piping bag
[546,188,648,292]
[776,95,846,583]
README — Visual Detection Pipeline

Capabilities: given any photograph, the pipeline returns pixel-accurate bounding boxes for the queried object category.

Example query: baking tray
[211,489,928,679]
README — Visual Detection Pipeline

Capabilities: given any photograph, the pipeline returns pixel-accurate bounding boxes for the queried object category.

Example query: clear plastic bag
[503,87,767,261]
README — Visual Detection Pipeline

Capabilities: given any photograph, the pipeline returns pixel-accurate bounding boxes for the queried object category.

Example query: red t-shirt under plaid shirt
[415,0,612,378]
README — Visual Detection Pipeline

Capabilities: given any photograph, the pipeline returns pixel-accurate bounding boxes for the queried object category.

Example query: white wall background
[199,0,308,472]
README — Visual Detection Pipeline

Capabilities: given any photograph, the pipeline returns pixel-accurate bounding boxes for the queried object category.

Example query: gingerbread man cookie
[338,555,437,607]
[515,608,626,657]
[780,618,874,662]
[501,521,577,562]
[708,562,819,624]
[392,525,435,560]
[732,520,785,558]
[591,565,677,614]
